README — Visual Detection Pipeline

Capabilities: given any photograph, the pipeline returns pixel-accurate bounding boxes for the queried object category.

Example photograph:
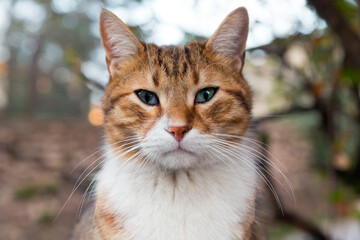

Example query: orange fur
[102,42,252,151]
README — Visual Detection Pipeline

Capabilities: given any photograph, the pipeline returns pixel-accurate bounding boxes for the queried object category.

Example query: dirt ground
[0,118,102,240]
[0,117,356,240]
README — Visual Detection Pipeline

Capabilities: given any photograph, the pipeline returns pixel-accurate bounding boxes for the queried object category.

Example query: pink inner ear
[206,7,249,70]
[99,9,143,72]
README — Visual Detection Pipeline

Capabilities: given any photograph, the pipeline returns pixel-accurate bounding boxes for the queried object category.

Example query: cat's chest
[96,160,257,240]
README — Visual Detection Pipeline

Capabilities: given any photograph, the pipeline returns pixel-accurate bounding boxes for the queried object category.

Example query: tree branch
[252,105,316,126]
[247,33,308,57]
[78,72,105,91]
[307,0,360,68]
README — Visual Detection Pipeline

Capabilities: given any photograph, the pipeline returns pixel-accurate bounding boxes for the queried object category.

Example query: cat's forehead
[145,43,206,86]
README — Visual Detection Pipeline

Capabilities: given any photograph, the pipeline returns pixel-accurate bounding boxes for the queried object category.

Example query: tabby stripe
[224,89,250,112]
[184,46,191,64]
[163,63,170,76]
[110,93,132,105]
[172,47,179,77]
[157,48,163,66]
[104,93,132,114]
[182,62,188,75]
[152,68,159,86]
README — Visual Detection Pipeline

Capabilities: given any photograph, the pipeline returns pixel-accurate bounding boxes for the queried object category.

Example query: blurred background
[0,0,360,239]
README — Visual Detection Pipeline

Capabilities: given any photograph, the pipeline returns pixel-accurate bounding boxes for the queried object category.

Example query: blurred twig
[252,104,316,125]
[247,33,308,57]
[257,131,330,240]
[307,0,360,69]
[78,71,105,91]
[308,0,360,186]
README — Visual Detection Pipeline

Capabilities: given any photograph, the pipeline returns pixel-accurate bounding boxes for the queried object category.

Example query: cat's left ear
[206,7,249,72]
[99,9,144,74]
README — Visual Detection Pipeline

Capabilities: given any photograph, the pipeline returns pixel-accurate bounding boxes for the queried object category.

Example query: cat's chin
[156,150,205,170]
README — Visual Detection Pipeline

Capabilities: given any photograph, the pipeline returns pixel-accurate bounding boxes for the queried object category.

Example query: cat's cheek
[192,108,213,133]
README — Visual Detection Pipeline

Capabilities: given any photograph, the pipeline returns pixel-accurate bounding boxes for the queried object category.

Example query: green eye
[195,87,218,104]
[136,90,159,106]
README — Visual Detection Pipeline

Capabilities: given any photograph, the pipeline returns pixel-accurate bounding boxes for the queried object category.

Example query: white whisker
[210,142,284,214]
[212,136,295,204]
[213,139,293,201]
[56,141,140,221]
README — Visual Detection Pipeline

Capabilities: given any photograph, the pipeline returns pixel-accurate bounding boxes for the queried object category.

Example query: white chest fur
[96,147,257,240]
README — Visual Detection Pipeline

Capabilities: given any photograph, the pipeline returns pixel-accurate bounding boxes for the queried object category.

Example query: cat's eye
[135,90,159,106]
[195,87,218,104]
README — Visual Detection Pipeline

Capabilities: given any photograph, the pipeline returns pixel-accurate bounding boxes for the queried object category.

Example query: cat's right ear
[206,7,249,72]
[99,9,144,74]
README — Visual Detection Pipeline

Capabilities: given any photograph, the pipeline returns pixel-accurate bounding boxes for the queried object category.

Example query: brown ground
[0,118,102,240]
[0,117,340,240]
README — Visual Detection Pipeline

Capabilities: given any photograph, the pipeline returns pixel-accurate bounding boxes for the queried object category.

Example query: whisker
[210,143,284,214]
[70,136,138,174]
[76,173,97,221]
[212,137,295,203]
[71,139,139,194]
[212,138,293,201]
[55,143,140,221]
[91,149,143,225]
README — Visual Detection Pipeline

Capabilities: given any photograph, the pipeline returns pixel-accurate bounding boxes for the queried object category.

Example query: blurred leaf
[333,0,359,28]
[329,188,346,204]
[311,39,334,63]
[182,32,207,44]
[268,223,293,239]
[38,211,53,225]
[353,209,360,221]
[14,183,59,200]
[42,183,59,195]
[64,47,78,66]
[341,67,360,85]
[14,186,39,200]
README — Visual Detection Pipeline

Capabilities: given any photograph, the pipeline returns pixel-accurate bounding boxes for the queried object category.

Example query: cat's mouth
[163,145,194,156]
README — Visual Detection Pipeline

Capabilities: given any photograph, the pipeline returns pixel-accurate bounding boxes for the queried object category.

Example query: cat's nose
[167,126,191,142]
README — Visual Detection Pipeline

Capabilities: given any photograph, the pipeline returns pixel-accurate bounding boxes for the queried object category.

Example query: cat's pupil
[203,90,210,100]
[145,93,151,103]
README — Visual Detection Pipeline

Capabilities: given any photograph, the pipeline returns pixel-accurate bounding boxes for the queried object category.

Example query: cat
[72,6,264,240]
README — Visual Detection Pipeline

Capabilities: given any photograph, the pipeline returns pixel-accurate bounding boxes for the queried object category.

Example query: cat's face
[100,8,251,169]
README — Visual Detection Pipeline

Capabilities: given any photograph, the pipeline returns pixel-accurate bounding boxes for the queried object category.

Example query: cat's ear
[206,7,249,72]
[99,9,144,74]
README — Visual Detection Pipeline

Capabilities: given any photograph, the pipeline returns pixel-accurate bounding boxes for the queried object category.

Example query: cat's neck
[94,145,258,240]
[96,144,258,196]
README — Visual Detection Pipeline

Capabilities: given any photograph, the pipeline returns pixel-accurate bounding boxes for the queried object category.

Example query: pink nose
[167,126,191,142]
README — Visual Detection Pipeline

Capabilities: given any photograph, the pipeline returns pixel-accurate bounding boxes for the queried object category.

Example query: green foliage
[4,0,99,116]
[129,25,149,41]
[14,183,59,200]
[328,188,347,204]
[182,32,207,44]
[43,183,59,195]
[353,209,360,221]
[259,132,270,145]
[341,67,360,85]
[14,186,39,200]
[312,130,333,170]
[38,211,53,225]
[268,223,293,239]
[333,0,359,28]
[311,36,335,63]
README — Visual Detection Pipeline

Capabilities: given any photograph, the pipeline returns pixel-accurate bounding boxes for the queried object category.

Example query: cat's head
[100,7,252,170]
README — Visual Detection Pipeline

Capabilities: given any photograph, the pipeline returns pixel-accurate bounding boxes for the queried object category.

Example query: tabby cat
[72,7,264,240]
